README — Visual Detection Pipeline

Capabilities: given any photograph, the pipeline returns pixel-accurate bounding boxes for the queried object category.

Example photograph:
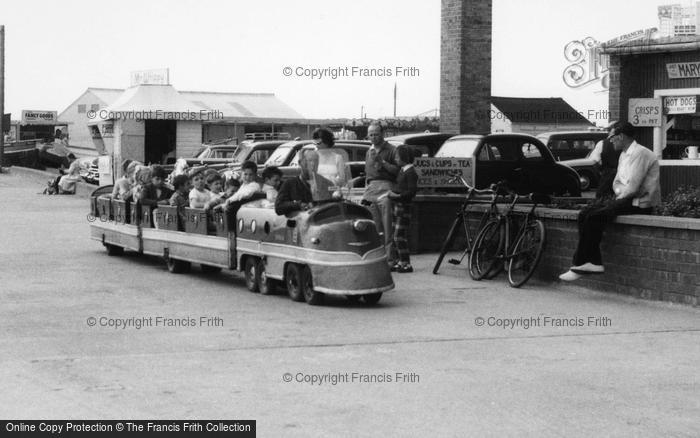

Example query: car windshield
[194,147,210,159]
[231,145,251,162]
[435,138,480,157]
[265,145,293,166]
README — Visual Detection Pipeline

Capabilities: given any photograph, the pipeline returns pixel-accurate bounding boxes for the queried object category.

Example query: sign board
[628,98,662,127]
[100,122,114,138]
[413,157,474,188]
[666,62,700,79]
[663,96,697,114]
[130,68,170,86]
[21,110,57,125]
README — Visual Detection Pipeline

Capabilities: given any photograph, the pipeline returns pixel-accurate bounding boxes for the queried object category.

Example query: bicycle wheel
[507,219,546,288]
[433,214,464,274]
[469,219,504,281]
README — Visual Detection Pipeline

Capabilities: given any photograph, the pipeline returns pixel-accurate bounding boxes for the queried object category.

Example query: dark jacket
[275,177,313,215]
[395,166,418,203]
[139,183,174,206]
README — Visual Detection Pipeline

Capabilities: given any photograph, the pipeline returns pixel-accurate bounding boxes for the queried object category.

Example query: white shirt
[612,141,661,208]
[226,181,261,203]
[189,188,212,208]
[589,140,604,164]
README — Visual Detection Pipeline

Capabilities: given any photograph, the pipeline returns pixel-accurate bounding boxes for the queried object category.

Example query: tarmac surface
[1,169,699,437]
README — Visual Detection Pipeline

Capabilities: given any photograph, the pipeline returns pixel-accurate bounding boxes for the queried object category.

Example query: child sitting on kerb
[188,168,212,208]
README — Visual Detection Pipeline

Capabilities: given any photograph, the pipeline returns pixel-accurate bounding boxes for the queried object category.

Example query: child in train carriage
[139,165,174,207]
[169,174,190,231]
[111,159,133,199]
[129,164,152,201]
[211,178,240,212]
[387,145,418,274]
[261,166,283,203]
[188,168,212,208]
[220,160,261,208]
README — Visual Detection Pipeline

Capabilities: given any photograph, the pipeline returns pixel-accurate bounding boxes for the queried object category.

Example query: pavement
[1,170,699,437]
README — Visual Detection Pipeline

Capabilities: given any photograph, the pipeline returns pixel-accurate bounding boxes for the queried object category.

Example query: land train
[89,186,394,305]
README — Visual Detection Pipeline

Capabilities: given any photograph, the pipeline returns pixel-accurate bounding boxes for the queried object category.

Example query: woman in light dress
[311,128,351,197]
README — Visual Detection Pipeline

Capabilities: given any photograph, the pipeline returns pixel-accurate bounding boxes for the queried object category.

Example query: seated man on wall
[560,122,661,281]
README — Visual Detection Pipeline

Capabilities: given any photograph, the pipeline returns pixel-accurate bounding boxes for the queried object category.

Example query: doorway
[144,120,176,165]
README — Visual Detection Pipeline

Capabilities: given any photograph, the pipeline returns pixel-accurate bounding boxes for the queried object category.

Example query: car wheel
[578,171,593,191]
[244,257,260,292]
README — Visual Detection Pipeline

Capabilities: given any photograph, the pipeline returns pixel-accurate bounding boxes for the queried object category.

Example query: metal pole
[0,25,5,172]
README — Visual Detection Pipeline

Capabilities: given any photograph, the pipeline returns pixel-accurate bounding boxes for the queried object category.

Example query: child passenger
[212,178,240,212]
[261,166,283,202]
[188,168,212,208]
[203,173,225,211]
[169,174,190,230]
[387,146,418,273]
[139,165,173,206]
[221,160,261,208]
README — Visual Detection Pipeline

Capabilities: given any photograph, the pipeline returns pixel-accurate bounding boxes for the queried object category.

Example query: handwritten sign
[664,95,697,114]
[628,98,662,127]
[413,157,474,187]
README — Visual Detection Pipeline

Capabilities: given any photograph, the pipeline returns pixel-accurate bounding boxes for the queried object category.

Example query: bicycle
[432,177,501,275]
[468,186,550,288]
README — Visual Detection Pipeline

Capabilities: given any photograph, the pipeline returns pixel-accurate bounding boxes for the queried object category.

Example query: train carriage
[89,186,394,305]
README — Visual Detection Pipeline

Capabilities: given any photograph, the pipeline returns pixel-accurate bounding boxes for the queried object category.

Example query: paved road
[1,171,699,437]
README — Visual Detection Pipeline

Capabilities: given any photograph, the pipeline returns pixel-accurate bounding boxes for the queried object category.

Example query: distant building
[59,85,327,160]
[658,2,699,37]
[489,96,594,135]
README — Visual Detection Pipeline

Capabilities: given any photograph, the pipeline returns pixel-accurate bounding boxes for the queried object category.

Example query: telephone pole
[0,25,5,172]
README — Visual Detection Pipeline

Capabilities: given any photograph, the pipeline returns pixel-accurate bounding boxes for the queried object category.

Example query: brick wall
[411,195,700,305]
[440,0,492,134]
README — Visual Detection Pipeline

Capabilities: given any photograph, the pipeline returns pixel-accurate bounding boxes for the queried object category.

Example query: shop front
[603,37,700,194]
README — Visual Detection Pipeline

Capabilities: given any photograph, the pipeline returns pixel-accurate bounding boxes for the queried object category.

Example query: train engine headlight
[352,219,371,232]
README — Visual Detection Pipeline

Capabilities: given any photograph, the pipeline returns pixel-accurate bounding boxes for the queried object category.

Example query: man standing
[560,122,661,281]
[362,122,400,263]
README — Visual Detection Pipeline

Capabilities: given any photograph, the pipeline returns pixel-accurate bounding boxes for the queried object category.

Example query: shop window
[78,104,86,113]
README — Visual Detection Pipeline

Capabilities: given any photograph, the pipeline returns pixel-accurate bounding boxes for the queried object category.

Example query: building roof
[69,85,305,122]
[491,96,593,125]
[601,35,700,55]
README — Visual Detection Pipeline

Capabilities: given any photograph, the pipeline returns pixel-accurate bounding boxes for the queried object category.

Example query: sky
[0,0,673,124]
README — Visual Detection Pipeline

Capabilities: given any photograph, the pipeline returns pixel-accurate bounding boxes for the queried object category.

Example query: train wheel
[301,266,324,306]
[105,244,124,256]
[345,295,361,304]
[244,257,260,292]
[167,258,191,274]
[285,264,304,302]
[256,260,277,295]
[201,264,222,274]
[362,293,382,305]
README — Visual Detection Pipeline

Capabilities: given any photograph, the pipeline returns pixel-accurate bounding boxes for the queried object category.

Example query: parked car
[262,140,315,168]
[435,133,582,196]
[559,150,600,191]
[536,130,607,161]
[386,132,453,157]
[230,140,286,167]
[37,142,74,169]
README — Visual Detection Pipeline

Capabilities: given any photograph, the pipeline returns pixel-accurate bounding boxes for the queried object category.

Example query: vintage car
[187,141,286,167]
[386,132,453,157]
[435,133,582,196]
[88,187,393,306]
[536,130,607,161]
[262,140,315,168]
[37,141,74,168]
[559,150,600,191]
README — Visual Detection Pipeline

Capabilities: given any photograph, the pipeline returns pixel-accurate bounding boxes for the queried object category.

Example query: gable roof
[491,96,593,125]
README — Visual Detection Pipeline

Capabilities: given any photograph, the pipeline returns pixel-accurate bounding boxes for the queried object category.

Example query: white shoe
[559,270,582,282]
[571,263,604,274]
